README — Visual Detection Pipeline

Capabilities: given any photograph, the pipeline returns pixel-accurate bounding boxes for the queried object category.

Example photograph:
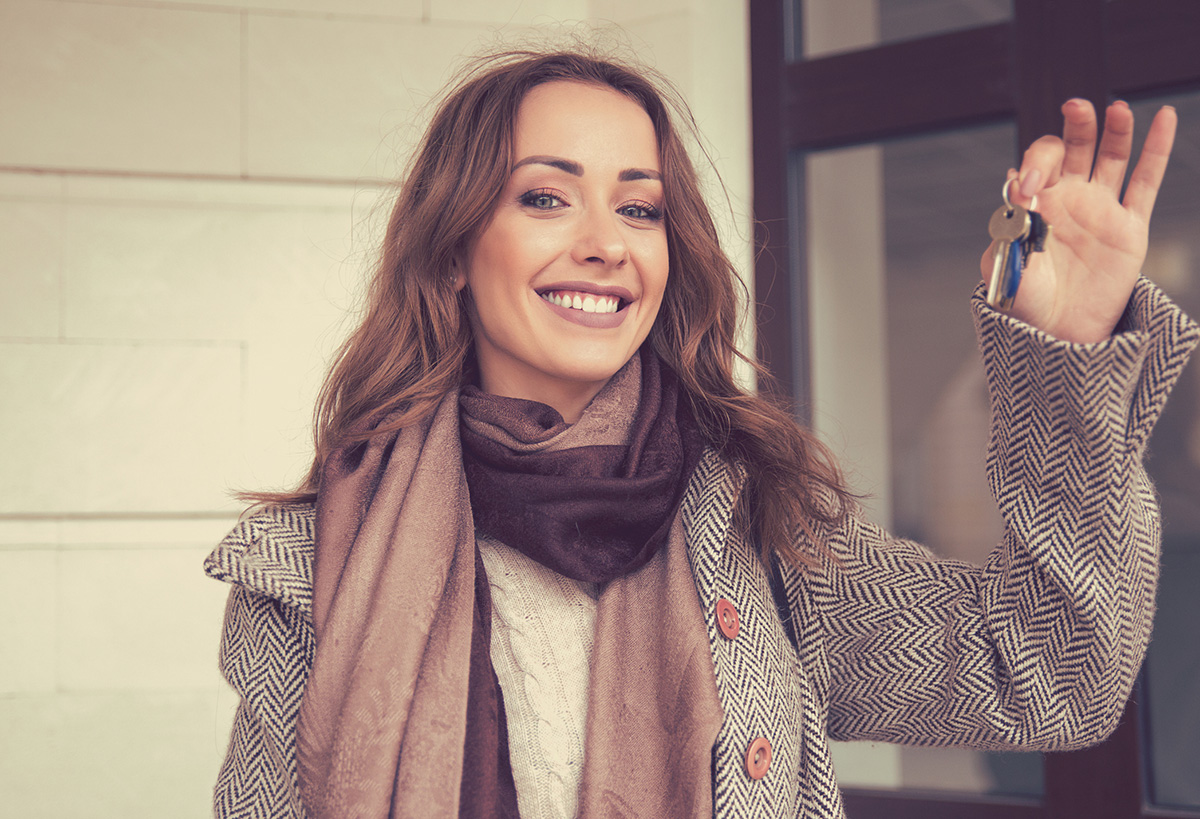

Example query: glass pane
[801,121,1044,797]
[1133,89,1200,811]
[799,0,1012,60]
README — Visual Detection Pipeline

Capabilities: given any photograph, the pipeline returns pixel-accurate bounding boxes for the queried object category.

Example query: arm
[807,276,1197,751]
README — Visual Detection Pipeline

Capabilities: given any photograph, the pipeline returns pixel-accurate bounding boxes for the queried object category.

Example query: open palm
[981,100,1178,343]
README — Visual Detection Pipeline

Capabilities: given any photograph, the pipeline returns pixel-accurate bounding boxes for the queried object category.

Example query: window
[750,1,1200,816]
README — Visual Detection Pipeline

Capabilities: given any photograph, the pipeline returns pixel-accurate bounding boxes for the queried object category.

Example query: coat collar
[681,448,747,582]
[204,503,316,614]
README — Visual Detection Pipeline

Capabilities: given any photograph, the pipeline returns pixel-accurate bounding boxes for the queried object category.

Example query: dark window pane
[798,0,1012,60]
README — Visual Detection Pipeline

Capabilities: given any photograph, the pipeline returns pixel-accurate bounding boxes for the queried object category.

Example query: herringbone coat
[206,280,1198,818]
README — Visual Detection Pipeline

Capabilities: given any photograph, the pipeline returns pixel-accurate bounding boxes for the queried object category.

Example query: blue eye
[519,189,564,210]
[618,201,663,221]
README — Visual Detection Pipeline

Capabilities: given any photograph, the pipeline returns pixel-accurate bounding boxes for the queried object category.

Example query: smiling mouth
[538,289,626,315]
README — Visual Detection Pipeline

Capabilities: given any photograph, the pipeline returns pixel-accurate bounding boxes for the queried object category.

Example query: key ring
[1002,178,1038,213]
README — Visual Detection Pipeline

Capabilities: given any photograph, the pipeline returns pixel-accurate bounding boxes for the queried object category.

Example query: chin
[549,359,631,387]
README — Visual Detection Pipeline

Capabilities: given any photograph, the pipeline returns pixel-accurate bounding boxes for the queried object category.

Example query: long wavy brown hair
[254,49,853,566]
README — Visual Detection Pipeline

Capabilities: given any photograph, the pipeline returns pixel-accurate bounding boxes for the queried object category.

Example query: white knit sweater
[478,532,599,819]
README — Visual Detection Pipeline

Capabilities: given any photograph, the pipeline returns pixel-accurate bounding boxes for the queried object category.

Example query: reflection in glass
[803,122,1044,796]
[799,0,1012,60]
[1132,90,1200,811]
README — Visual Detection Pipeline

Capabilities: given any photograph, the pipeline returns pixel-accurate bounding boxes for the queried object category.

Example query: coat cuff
[970,277,1199,460]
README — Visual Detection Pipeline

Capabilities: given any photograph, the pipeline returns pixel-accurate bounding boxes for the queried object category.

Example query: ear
[450,259,467,292]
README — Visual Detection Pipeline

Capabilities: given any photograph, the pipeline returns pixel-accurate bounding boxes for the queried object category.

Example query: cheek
[640,239,671,304]
[468,225,557,295]
[649,253,672,330]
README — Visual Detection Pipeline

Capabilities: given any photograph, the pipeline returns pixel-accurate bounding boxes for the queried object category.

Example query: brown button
[715,598,740,640]
[746,736,772,780]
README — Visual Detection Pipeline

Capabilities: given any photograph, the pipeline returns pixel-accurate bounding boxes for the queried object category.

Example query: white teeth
[540,292,621,314]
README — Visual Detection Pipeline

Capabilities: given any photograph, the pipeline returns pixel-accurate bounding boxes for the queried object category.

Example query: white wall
[0,1,750,815]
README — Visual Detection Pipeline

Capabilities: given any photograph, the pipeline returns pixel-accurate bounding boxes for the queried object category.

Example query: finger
[1123,105,1178,222]
[1015,137,1064,206]
[1092,100,1135,192]
[1060,98,1098,179]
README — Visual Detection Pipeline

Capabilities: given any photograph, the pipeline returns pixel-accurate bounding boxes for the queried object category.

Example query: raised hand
[981,99,1178,343]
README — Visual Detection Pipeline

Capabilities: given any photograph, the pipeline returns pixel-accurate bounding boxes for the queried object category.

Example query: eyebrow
[511,155,662,182]
[512,155,582,175]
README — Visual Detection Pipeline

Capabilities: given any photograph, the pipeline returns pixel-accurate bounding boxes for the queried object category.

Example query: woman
[206,50,1198,818]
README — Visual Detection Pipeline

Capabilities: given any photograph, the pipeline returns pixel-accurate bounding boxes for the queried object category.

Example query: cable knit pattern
[205,278,1197,818]
[477,533,598,819]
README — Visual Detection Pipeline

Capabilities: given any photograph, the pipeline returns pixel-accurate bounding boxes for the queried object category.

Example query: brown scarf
[298,350,716,818]
[460,347,701,583]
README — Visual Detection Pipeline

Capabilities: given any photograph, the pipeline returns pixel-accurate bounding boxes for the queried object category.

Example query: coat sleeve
[801,277,1198,751]
[213,585,314,818]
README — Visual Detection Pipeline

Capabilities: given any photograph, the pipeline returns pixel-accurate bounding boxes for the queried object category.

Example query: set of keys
[986,181,1051,310]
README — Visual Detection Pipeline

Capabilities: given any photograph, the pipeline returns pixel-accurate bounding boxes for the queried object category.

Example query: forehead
[512,81,660,169]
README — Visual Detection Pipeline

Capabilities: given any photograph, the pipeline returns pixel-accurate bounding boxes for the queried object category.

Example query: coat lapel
[682,450,808,817]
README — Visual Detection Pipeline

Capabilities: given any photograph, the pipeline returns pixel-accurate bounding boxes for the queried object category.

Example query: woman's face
[461,80,669,421]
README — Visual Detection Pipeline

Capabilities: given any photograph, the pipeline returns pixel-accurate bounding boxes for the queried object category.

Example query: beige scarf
[297,359,724,818]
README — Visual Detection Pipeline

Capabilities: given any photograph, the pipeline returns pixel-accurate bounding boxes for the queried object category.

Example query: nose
[571,208,629,268]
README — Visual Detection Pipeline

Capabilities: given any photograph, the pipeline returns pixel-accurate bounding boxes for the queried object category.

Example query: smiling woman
[462,81,669,421]
[203,46,1198,819]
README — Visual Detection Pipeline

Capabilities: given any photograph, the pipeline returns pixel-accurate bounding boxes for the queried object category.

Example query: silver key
[987,203,1031,310]
[989,203,1031,244]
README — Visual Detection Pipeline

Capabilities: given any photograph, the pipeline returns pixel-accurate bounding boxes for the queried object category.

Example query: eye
[617,200,664,222]
[519,189,566,210]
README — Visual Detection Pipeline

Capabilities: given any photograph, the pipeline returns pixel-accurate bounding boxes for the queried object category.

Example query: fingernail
[1019,168,1042,198]
[1112,99,1130,109]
